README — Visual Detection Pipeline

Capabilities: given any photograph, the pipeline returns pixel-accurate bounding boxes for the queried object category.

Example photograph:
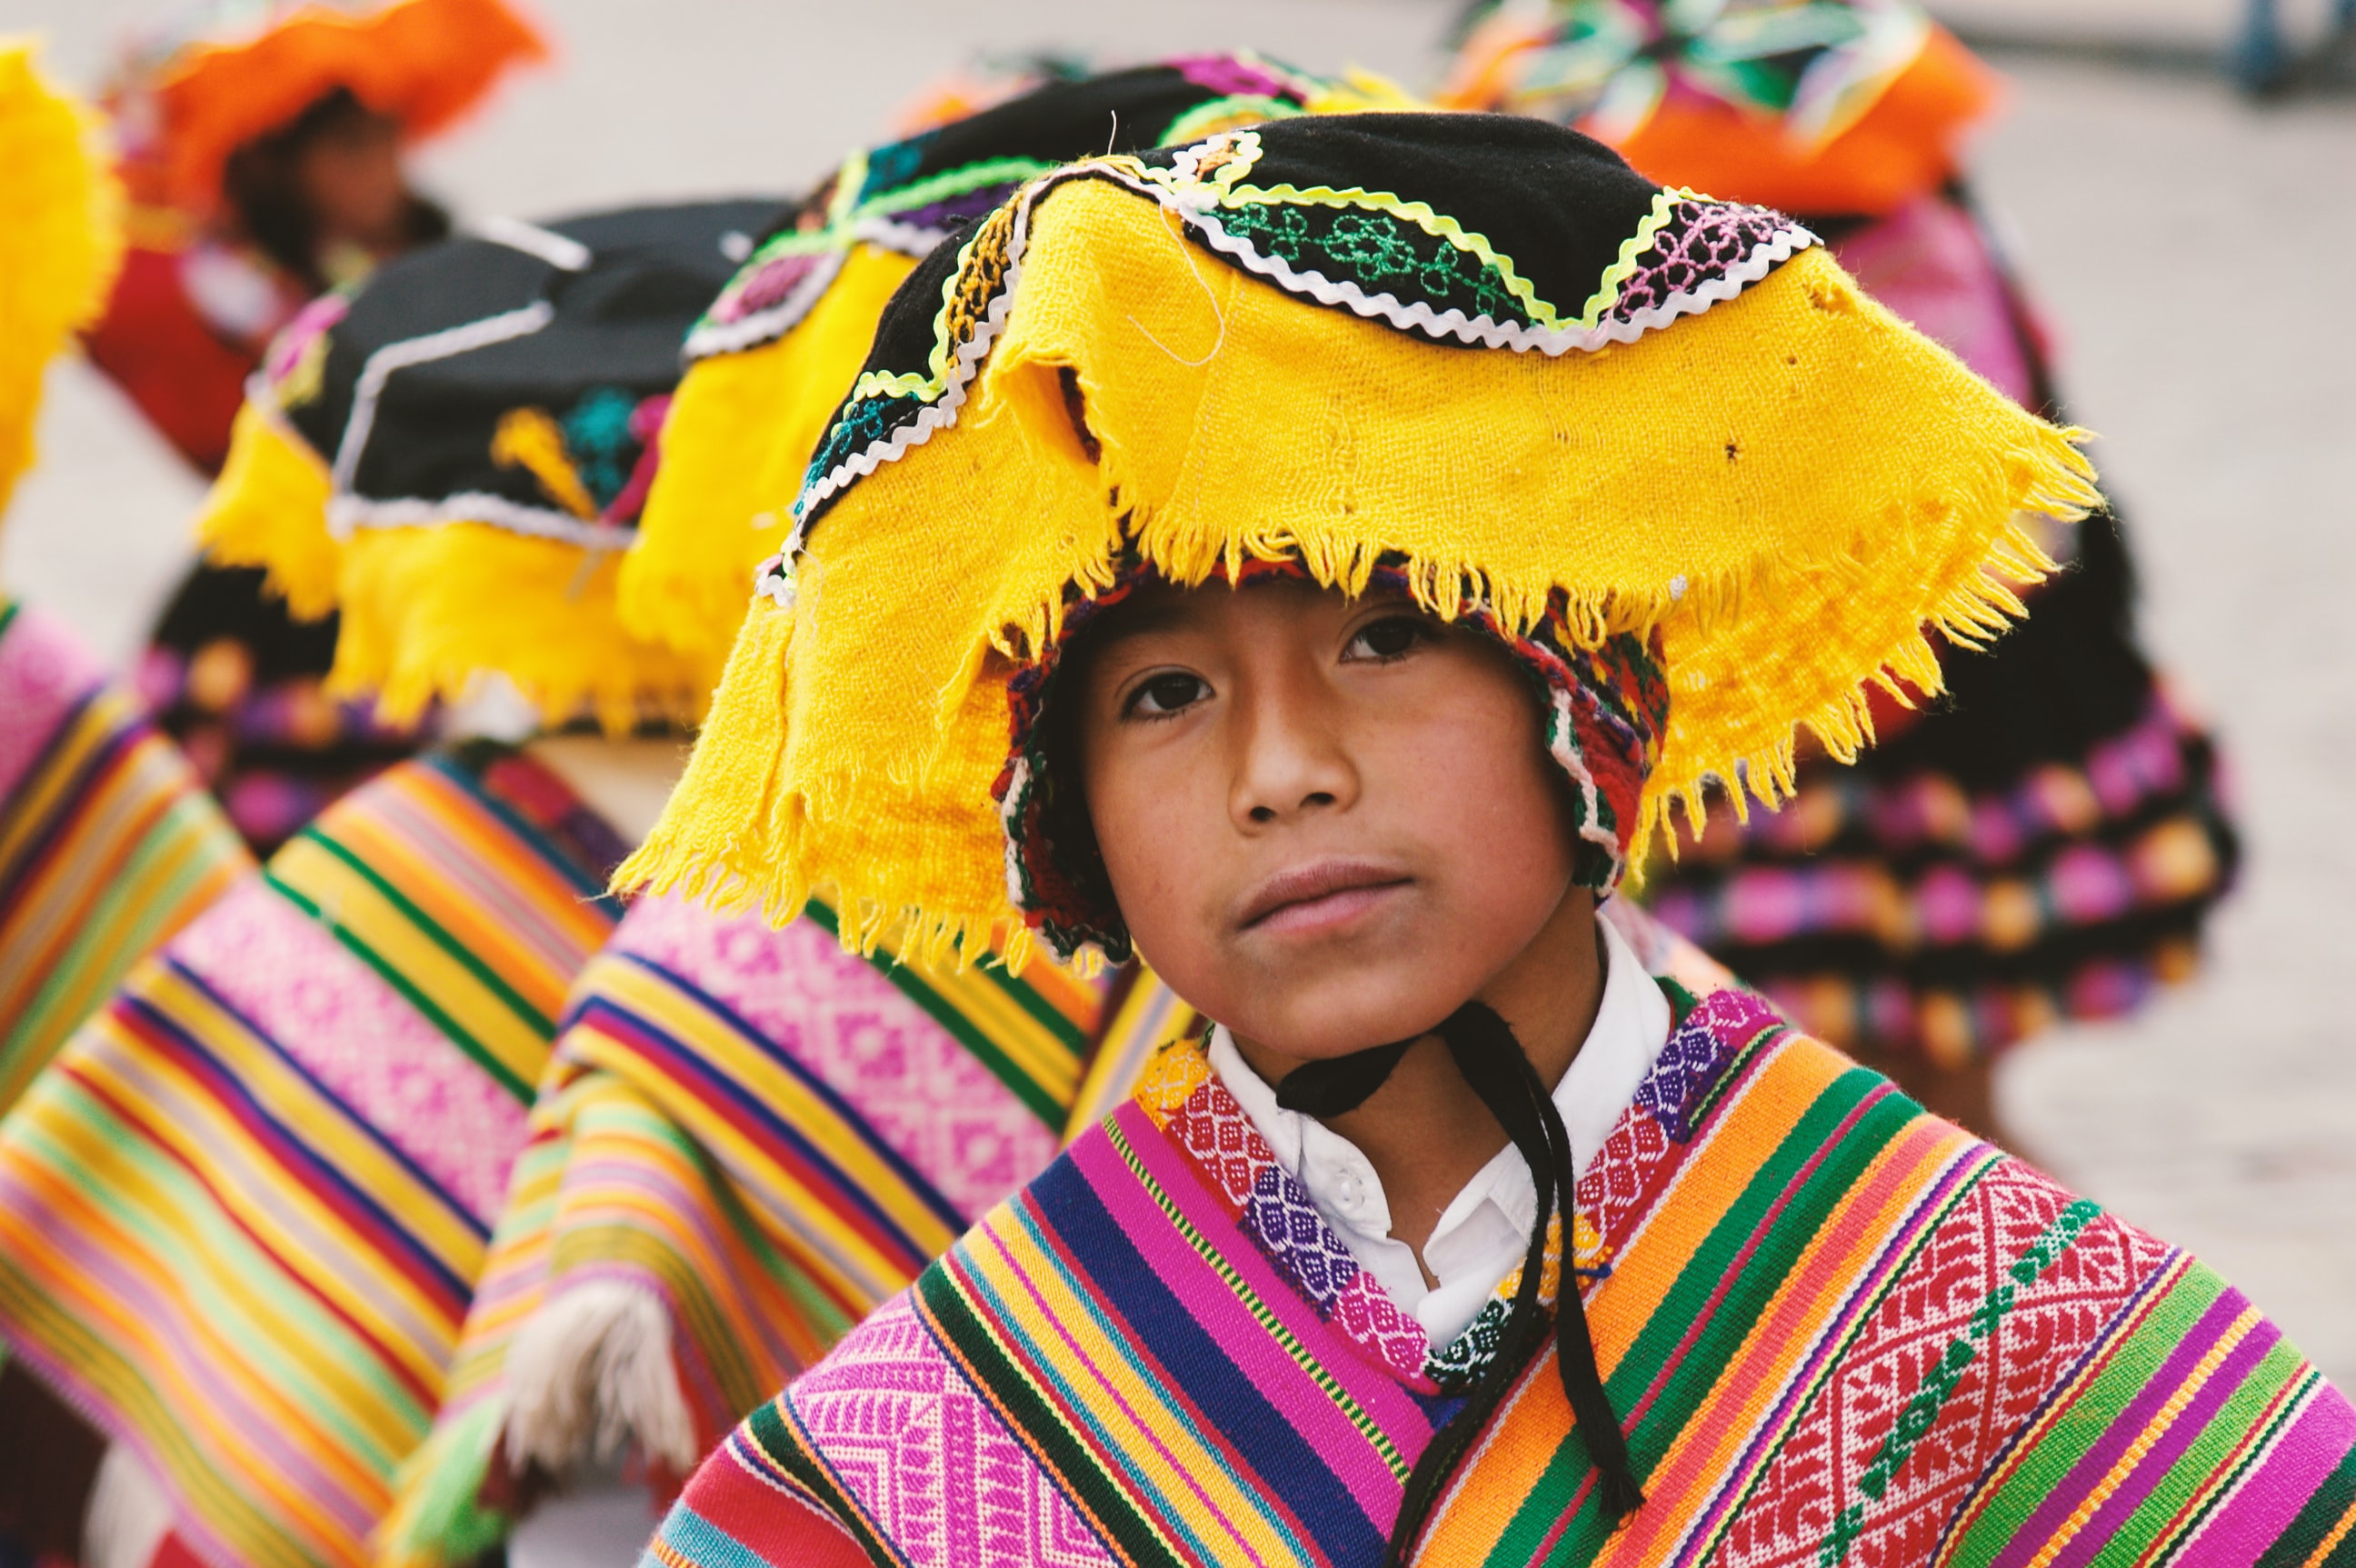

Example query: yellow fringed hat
[197,198,784,729]
[621,52,1394,667]
[0,40,122,518]
[620,111,2096,971]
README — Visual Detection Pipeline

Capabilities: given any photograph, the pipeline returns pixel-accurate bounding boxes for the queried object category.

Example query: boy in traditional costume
[629,113,2354,1566]
[1443,0,2239,1140]
[387,60,1565,1568]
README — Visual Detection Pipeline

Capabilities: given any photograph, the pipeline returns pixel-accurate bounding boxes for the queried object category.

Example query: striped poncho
[0,599,250,1104]
[0,743,626,1568]
[648,982,2356,1568]
[383,891,1176,1567]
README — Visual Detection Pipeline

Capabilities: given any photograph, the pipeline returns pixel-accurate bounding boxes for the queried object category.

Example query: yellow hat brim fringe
[194,402,344,618]
[332,524,724,733]
[0,40,122,519]
[619,244,920,663]
[197,394,727,730]
[623,178,2096,971]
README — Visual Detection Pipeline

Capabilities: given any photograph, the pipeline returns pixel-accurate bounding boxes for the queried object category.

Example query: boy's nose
[1227,679,1357,828]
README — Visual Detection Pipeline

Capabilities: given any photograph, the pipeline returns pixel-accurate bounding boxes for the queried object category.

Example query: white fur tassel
[502,1282,698,1479]
[84,1443,176,1568]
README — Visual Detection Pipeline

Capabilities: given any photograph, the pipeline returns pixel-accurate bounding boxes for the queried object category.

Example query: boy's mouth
[1234,858,1413,936]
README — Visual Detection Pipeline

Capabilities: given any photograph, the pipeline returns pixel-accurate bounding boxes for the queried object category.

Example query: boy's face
[1072,578,1583,1062]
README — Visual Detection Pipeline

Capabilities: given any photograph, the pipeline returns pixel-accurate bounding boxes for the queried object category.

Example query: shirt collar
[1207,909,1672,1344]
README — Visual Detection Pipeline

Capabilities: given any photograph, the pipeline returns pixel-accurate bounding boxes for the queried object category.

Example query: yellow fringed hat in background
[620,111,2096,971]
[0,40,123,519]
[621,52,1397,672]
[196,198,785,730]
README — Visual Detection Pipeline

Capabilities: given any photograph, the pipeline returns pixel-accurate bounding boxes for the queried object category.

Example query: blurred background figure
[0,39,252,1568]
[1443,0,2241,1147]
[82,0,549,855]
[85,0,544,473]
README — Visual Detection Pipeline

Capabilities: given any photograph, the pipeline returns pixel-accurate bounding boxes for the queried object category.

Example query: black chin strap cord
[1275,1003,1645,1557]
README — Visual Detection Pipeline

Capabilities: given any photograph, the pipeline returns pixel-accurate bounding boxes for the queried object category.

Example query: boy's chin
[1218,975,1470,1067]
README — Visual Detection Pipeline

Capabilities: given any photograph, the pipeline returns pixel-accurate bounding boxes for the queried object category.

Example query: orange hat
[1440,0,1997,215]
[108,0,548,213]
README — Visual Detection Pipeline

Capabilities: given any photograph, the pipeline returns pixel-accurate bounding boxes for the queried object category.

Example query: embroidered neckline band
[1276,999,1646,1543]
[192,197,786,732]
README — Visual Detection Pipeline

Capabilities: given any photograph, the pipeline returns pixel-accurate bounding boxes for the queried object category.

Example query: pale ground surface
[0,1,2350,1378]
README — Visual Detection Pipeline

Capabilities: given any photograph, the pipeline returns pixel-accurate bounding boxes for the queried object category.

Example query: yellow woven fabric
[0,41,121,519]
[194,404,343,617]
[624,172,2095,968]
[619,244,917,663]
[332,524,715,730]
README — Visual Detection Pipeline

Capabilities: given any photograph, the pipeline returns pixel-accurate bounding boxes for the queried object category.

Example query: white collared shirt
[1208,914,1672,1347]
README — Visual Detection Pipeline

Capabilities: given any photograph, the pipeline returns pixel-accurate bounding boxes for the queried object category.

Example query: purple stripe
[1073,1111,1433,1516]
[2045,1301,2282,1568]
[1988,1285,2257,1568]
[0,604,105,808]
[0,1150,383,1535]
[2180,1380,2356,1563]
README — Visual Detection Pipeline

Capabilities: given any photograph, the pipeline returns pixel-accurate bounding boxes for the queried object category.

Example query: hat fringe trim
[193,402,343,619]
[328,525,716,734]
[625,419,2091,973]
[615,600,1054,976]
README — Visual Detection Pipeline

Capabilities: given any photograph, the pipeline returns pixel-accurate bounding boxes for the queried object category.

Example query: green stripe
[1945,1260,2231,1568]
[425,750,616,904]
[2257,1440,2356,1568]
[864,156,1058,219]
[2,792,243,1097]
[743,1396,906,1566]
[2139,1364,2328,1568]
[800,898,1068,1126]
[1482,1058,1912,1564]
[267,837,541,1100]
[2094,1344,2321,1568]
[0,1072,434,1463]
[914,1233,1190,1567]
[977,955,1092,1051]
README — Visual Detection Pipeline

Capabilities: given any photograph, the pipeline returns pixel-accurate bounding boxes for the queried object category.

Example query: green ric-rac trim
[1578,187,1687,326]
[1161,93,1306,145]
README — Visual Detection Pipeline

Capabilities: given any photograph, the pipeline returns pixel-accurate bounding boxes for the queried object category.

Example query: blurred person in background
[85,0,548,855]
[1444,0,2240,1144]
[0,40,253,1568]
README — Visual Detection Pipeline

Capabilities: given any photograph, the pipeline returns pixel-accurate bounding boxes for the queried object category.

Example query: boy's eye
[1126,671,1209,717]
[1345,614,1433,663]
